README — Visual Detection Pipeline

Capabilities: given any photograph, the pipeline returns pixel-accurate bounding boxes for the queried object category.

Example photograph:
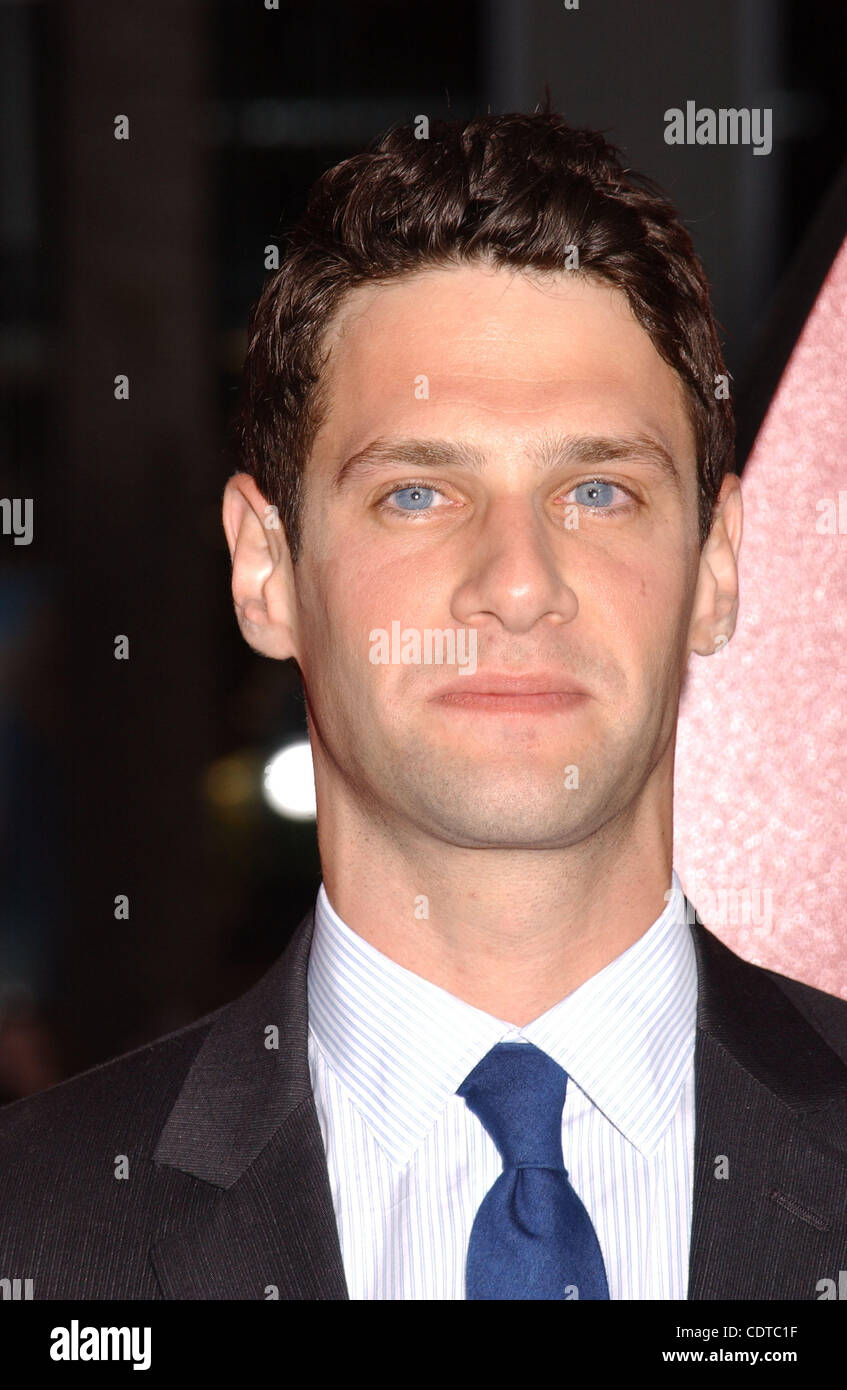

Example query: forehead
[312,262,696,470]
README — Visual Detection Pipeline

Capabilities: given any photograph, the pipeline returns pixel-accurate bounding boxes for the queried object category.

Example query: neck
[315,782,674,1027]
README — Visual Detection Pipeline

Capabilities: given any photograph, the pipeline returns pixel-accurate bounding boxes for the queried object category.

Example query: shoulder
[762,966,847,1064]
[0,1005,227,1297]
[0,912,314,1298]
[0,1005,220,1152]
[0,1011,219,1214]
[689,916,847,1072]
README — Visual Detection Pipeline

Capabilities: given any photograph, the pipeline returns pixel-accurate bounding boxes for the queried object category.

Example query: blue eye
[388,485,437,511]
[573,480,622,509]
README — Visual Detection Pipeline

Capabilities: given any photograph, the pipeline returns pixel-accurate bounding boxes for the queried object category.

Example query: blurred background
[1,0,845,1101]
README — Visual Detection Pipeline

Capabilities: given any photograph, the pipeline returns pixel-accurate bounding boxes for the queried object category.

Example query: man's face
[289,262,704,849]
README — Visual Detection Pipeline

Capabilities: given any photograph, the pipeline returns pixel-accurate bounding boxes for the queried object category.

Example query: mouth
[430,673,591,715]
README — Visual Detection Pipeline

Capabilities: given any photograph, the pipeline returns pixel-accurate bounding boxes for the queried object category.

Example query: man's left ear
[687,473,744,657]
[221,472,300,661]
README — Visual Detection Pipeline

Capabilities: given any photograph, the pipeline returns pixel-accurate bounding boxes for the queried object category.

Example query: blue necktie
[457,1041,610,1300]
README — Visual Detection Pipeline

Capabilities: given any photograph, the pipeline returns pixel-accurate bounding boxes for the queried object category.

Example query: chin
[427,812,593,852]
[407,777,595,849]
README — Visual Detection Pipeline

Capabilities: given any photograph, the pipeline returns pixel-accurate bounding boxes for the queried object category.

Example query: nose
[450,494,578,635]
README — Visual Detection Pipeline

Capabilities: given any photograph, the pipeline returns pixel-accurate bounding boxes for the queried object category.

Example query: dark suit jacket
[1,902,846,1300]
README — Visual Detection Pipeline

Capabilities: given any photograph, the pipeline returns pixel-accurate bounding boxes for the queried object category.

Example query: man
[1,110,845,1301]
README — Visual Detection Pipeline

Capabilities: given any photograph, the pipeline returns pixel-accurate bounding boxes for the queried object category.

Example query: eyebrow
[331,432,684,495]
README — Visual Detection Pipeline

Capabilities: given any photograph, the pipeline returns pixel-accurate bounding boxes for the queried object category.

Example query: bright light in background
[262,740,316,820]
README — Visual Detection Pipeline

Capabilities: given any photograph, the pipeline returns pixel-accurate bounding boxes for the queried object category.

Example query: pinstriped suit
[0,898,845,1299]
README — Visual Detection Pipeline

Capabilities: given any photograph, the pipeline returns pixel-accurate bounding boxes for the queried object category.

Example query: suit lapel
[687,909,847,1299]
[150,908,349,1300]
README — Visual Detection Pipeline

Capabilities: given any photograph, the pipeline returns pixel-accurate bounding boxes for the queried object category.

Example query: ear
[221,473,299,660]
[687,473,744,657]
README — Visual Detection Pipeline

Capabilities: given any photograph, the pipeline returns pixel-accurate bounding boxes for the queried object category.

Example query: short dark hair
[237,107,734,561]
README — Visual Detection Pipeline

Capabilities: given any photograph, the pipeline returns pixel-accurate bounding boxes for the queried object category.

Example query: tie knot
[457,1041,568,1170]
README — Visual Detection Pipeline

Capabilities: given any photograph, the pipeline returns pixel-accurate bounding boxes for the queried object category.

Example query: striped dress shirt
[306,869,697,1300]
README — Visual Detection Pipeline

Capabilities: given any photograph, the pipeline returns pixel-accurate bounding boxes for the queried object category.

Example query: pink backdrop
[674,236,847,999]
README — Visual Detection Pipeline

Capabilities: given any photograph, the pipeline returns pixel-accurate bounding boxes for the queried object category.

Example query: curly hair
[237,106,734,561]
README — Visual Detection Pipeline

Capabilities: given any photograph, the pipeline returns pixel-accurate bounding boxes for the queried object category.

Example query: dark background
[1,0,845,1101]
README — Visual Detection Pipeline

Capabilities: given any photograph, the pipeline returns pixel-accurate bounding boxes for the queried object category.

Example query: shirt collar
[307,871,696,1167]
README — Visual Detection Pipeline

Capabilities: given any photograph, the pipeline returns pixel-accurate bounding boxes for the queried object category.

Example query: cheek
[592,539,684,611]
[301,558,401,690]
[588,551,688,665]
[329,541,440,628]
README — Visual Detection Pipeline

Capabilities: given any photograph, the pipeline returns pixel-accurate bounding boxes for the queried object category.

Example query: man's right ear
[221,473,299,660]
